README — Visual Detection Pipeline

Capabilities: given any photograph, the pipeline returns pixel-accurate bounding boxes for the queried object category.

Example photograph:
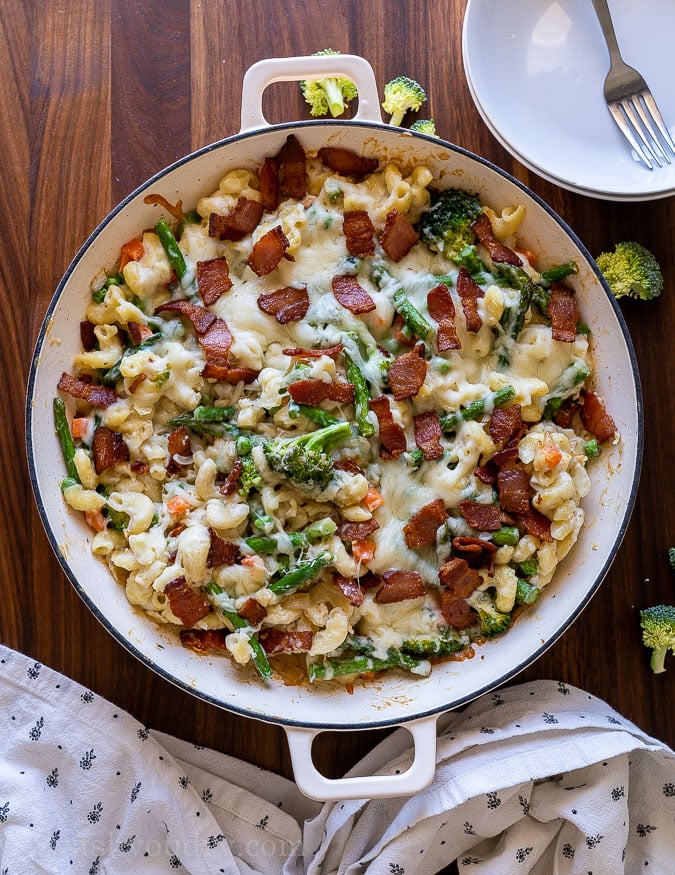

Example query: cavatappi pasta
[54,135,617,685]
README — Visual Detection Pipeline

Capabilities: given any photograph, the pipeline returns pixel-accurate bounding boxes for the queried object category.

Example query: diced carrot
[352,538,375,562]
[517,248,537,267]
[166,495,191,515]
[541,443,563,470]
[241,555,265,571]
[85,509,108,532]
[362,487,384,512]
[71,417,89,439]
[119,237,145,269]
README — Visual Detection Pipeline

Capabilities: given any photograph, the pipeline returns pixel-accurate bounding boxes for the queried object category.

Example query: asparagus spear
[245,518,337,555]
[53,397,81,484]
[204,582,272,680]
[343,350,375,436]
[101,332,163,386]
[308,648,428,681]
[155,218,187,281]
[391,288,434,341]
[268,551,333,596]
[440,384,515,432]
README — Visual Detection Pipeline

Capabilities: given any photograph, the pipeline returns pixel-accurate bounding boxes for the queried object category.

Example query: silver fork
[590,0,675,169]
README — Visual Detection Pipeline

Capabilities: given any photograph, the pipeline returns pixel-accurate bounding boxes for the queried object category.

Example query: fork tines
[610,89,675,170]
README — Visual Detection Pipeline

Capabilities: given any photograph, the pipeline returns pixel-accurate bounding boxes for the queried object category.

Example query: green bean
[155,218,187,281]
[515,578,540,606]
[53,397,81,483]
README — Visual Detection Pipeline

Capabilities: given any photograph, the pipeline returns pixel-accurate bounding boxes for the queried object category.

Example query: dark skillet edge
[24,120,645,731]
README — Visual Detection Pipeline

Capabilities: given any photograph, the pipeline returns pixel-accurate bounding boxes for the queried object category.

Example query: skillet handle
[240,54,383,132]
[284,714,438,801]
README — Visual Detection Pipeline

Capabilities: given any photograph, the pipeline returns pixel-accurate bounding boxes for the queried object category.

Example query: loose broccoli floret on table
[640,605,675,674]
[418,189,485,276]
[409,118,436,135]
[669,548,675,571]
[382,76,427,126]
[595,241,663,301]
[263,421,353,490]
[300,49,358,118]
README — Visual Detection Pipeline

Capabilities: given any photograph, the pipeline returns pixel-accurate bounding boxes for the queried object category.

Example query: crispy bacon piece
[580,390,617,443]
[210,366,259,384]
[549,282,580,343]
[206,528,240,568]
[413,411,444,460]
[282,343,344,358]
[196,257,233,307]
[260,157,280,211]
[257,285,309,323]
[92,426,130,474]
[452,536,498,570]
[459,500,502,531]
[331,275,376,314]
[130,460,149,476]
[199,317,233,376]
[489,404,523,446]
[342,210,376,258]
[219,459,243,495]
[237,597,267,626]
[277,134,307,200]
[441,591,476,630]
[375,569,426,604]
[497,466,532,515]
[333,458,365,475]
[388,342,427,400]
[127,321,155,345]
[403,498,448,548]
[427,283,460,351]
[337,518,380,542]
[167,425,191,459]
[369,395,407,457]
[456,267,485,333]
[80,320,97,351]
[208,197,264,242]
[164,576,212,627]
[259,629,313,655]
[519,508,553,542]
[155,299,216,335]
[332,575,365,607]
[317,147,379,179]
[247,226,293,277]
[287,378,354,405]
[439,557,482,598]
[180,628,229,655]
[471,212,522,266]
[476,445,521,484]
[552,397,581,429]
[57,372,117,409]
[379,209,419,262]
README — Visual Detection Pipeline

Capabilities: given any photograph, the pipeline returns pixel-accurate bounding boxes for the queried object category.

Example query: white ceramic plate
[462,0,675,201]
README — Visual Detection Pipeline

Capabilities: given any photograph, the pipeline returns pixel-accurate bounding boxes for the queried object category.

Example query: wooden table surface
[2,0,673,801]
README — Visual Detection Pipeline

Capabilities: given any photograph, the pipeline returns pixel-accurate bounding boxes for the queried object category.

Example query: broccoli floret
[419,188,485,275]
[239,455,262,496]
[640,605,675,674]
[468,591,511,638]
[595,241,663,301]
[669,547,675,571]
[300,49,358,118]
[409,118,436,136]
[263,421,353,489]
[382,76,427,126]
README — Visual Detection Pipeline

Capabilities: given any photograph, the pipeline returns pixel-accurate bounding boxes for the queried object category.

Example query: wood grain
[1,1,673,841]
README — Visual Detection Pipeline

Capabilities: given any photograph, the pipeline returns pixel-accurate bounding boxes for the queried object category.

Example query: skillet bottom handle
[284,715,438,801]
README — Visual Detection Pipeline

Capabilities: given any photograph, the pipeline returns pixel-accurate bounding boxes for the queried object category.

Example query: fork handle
[590,0,623,62]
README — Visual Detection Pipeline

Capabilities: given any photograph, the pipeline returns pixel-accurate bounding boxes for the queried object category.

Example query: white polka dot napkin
[0,643,673,874]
